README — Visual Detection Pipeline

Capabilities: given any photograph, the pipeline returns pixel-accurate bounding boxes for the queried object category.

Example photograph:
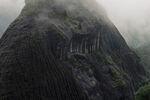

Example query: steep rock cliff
[0,0,146,100]
[135,43,150,77]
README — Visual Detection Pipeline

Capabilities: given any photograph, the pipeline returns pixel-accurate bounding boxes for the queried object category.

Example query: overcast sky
[0,0,24,36]
[0,0,150,47]
[98,0,150,47]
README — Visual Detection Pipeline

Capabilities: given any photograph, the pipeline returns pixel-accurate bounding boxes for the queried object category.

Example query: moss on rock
[93,51,113,65]
[111,71,121,81]
[70,56,90,71]
[23,7,40,16]
[135,84,150,100]
[112,80,126,88]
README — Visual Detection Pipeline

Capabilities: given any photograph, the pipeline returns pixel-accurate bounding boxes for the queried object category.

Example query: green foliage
[122,72,130,79]
[93,51,113,65]
[23,7,40,16]
[70,56,90,71]
[48,12,58,18]
[112,80,126,88]
[111,71,121,81]
[72,27,84,34]
[65,17,86,34]
[142,78,150,84]
[48,11,86,34]
[127,51,135,55]
[135,84,150,100]
[65,17,78,25]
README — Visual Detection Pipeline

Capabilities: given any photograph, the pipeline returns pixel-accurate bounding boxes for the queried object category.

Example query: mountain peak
[0,0,146,100]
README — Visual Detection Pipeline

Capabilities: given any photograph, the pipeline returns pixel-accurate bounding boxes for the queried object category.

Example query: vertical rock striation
[0,0,146,100]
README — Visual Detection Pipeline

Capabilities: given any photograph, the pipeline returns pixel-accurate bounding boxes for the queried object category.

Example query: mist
[0,0,150,48]
[0,0,25,36]
[98,0,150,48]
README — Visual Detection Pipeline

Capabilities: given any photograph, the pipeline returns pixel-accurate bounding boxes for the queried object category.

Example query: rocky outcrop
[0,0,146,100]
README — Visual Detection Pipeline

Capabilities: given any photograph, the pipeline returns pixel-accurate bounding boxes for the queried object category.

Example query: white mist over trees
[0,0,150,48]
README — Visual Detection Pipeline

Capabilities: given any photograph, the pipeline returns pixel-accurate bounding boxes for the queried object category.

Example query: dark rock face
[0,0,146,100]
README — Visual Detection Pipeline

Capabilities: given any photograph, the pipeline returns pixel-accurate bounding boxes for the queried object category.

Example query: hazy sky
[0,0,150,47]
[0,0,24,36]
[98,0,150,47]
